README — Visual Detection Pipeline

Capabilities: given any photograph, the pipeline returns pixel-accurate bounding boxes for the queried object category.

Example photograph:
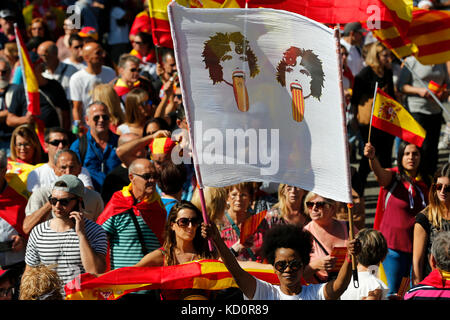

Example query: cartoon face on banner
[276,47,324,122]
[202,32,260,112]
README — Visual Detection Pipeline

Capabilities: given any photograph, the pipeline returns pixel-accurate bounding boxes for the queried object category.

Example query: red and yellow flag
[373,8,450,65]
[372,88,426,147]
[14,24,47,152]
[64,259,279,300]
[240,210,267,244]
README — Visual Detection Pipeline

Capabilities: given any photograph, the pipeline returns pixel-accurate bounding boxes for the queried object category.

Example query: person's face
[0,61,11,85]
[87,104,110,134]
[435,176,450,204]
[171,208,200,242]
[49,189,79,219]
[121,60,140,83]
[151,153,171,172]
[285,56,312,98]
[37,44,56,66]
[378,49,392,69]
[273,247,303,290]
[306,195,333,222]
[221,41,249,79]
[31,22,45,38]
[132,36,149,54]
[284,185,304,205]
[351,31,363,46]
[45,132,69,158]
[56,154,81,177]
[138,94,152,118]
[70,40,84,61]
[84,43,105,65]
[401,144,421,173]
[145,122,161,136]
[0,278,13,301]
[163,55,177,77]
[173,88,182,107]
[63,19,78,35]
[227,187,251,214]
[0,17,14,34]
[14,135,35,163]
[130,162,158,198]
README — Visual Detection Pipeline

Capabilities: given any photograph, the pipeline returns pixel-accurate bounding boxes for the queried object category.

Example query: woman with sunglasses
[202,222,360,300]
[302,192,358,284]
[412,163,450,285]
[135,201,216,299]
[364,140,430,295]
[265,184,309,227]
[117,88,154,136]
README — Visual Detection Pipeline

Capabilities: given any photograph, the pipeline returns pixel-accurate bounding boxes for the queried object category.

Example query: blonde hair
[92,83,125,127]
[303,191,336,215]
[272,184,306,219]
[19,265,63,300]
[191,186,228,223]
[365,42,387,75]
[426,163,450,230]
[124,87,149,124]
[10,124,42,164]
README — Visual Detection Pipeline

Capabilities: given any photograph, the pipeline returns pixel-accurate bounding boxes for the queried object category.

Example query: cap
[79,26,98,41]
[52,175,85,198]
[149,137,177,155]
[343,22,367,36]
[0,9,16,19]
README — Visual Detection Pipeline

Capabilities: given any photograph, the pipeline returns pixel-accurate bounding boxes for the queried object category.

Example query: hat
[343,22,367,36]
[0,9,16,19]
[149,137,177,155]
[79,26,98,41]
[52,175,85,198]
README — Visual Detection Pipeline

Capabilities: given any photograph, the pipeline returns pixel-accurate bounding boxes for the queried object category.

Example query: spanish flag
[14,24,47,153]
[373,8,450,65]
[372,88,426,147]
[239,210,267,244]
[64,259,279,300]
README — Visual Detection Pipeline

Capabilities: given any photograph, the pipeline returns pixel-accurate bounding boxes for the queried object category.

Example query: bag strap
[78,134,88,165]
[127,208,149,256]
[310,233,329,256]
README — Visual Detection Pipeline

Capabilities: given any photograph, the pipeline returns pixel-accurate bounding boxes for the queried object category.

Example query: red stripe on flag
[34,118,47,153]
[371,116,425,147]
[416,39,450,57]
[150,18,173,48]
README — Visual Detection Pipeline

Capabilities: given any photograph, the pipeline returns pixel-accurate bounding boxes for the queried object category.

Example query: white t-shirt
[26,163,94,192]
[340,39,364,77]
[339,270,389,300]
[62,58,87,71]
[244,277,326,300]
[41,62,78,100]
[69,66,116,116]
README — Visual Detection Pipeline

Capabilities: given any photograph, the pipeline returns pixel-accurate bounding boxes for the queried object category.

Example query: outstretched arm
[364,142,393,187]
[201,223,257,299]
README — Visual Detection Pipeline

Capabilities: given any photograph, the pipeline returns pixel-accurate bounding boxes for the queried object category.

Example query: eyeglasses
[175,217,200,228]
[274,259,303,273]
[15,143,32,149]
[93,114,110,122]
[133,41,143,45]
[0,287,14,297]
[129,68,140,73]
[132,172,158,181]
[434,183,450,193]
[306,201,328,210]
[0,69,9,75]
[48,196,77,206]
[48,139,69,147]
[142,99,153,106]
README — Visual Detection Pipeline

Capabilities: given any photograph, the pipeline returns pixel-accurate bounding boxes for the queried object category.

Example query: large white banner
[168,2,352,203]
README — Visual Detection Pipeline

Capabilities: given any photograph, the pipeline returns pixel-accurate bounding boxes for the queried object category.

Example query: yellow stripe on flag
[381,0,413,22]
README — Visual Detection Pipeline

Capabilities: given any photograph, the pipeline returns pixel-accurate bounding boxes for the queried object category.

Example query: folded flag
[240,210,267,244]
[64,259,279,300]
[372,88,426,147]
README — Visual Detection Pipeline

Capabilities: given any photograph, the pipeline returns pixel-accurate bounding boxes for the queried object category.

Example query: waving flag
[373,8,450,65]
[372,88,426,147]
[240,210,267,243]
[64,259,279,300]
[169,3,352,202]
[14,24,47,152]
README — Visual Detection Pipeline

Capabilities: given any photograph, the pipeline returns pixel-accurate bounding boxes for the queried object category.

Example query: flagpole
[335,25,358,288]
[368,81,379,144]
[399,57,450,118]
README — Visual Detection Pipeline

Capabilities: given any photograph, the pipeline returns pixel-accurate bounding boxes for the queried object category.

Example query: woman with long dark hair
[364,140,430,295]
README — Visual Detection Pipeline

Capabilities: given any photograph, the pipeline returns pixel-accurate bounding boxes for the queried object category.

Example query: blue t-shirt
[70,130,121,192]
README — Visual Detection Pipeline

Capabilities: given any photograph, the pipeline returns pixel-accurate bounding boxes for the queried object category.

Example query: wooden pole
[347,203,359,288]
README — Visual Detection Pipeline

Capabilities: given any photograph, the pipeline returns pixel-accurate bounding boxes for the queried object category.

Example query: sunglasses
[274,259,303,273]
[306,201,328,210]
[48,139,69,147]
[132,172,158,181]
[175,217,200,228]
[434,184,450,193]
[93,114,110,122]
[48,196,77,206]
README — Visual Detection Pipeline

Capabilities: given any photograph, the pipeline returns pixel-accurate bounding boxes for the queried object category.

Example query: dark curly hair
[261,224,313,266]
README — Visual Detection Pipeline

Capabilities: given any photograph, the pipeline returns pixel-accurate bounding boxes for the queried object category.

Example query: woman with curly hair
[412,163,450,285]
[19,265,63,300]
[201,223,360,300]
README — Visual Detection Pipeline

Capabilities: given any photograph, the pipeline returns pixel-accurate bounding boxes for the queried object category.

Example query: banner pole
[368,81,379,144]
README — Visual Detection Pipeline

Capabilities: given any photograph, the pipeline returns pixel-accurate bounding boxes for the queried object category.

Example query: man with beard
[0,57,17,154]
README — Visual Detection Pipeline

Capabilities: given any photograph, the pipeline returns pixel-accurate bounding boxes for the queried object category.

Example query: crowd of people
[1,0,450,301]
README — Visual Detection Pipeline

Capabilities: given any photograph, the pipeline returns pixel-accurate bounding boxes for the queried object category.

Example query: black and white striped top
[25,219,107,287]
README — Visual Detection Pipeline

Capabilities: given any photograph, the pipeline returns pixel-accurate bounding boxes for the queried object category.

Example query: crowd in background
[0,0,450,301]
